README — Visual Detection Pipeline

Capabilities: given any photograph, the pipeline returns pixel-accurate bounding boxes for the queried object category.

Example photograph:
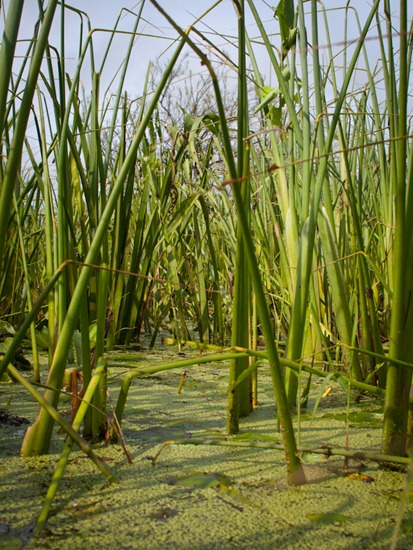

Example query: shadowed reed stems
[149,0,306,485]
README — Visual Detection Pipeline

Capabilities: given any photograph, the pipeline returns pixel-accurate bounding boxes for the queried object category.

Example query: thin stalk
[148,0,306,485]
[0,0,24,130]
[228,0,251,430]
[92,264,110,438]
[0,264,65,380]
[383,0,413,456]
[36,89,58,357]
[285,0,380,406]
[35,360,109,535]
[153,438,410,468]
[13,195,40,382]
[21,34,188,456]
[7,363,116,482]
[0,0,59,264]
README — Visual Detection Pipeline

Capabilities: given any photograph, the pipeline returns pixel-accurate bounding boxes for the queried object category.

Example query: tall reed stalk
[21,30,188,455]
[382,0,413,456]
[227,0,253,434]
[1,0,412,502]
[148,0,305,485]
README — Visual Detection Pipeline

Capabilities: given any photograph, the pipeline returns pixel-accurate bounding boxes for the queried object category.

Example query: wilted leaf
[345,472,375,483]
[307,513,352,523]
[274,0,295,41]
[299,452,327,464]
[0,321,15,337]
[233,432,278,443]
[0,536,23,550]
[174,472,231,489]
[133,425,191,442]
[321,411,382,428]
[148,507,178,521]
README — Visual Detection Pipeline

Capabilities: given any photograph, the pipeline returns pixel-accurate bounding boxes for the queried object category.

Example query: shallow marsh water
[1,347,413,549]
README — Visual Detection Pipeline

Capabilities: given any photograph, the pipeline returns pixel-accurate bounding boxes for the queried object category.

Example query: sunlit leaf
[274,0,297,56]
[274,0,295,42]
[268,105,282,126]
[254,87,280,113]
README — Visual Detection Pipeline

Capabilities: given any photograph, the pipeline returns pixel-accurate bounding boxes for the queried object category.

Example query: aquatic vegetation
[0,0,413,545]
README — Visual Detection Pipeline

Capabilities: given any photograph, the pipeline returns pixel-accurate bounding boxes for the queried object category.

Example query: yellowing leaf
[345,472,375,483]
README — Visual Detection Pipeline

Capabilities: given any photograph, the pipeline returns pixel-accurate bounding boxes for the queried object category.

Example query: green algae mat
[1,351,413,549]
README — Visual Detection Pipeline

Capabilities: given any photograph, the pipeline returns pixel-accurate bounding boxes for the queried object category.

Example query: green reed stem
[0,0,59,264]
[21,33,188,456]
[35,360,112,535]
[149,0,306,485]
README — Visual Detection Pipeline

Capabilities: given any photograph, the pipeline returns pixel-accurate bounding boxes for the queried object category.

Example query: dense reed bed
[0,0,412,539]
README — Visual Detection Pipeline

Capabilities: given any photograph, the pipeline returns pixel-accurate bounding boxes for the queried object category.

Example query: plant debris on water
[1,349,413,549]
[1,0,413,548]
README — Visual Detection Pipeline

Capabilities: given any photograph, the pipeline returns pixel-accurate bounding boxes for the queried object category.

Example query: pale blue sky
[4,1,401,95]
[2,1,411,108]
